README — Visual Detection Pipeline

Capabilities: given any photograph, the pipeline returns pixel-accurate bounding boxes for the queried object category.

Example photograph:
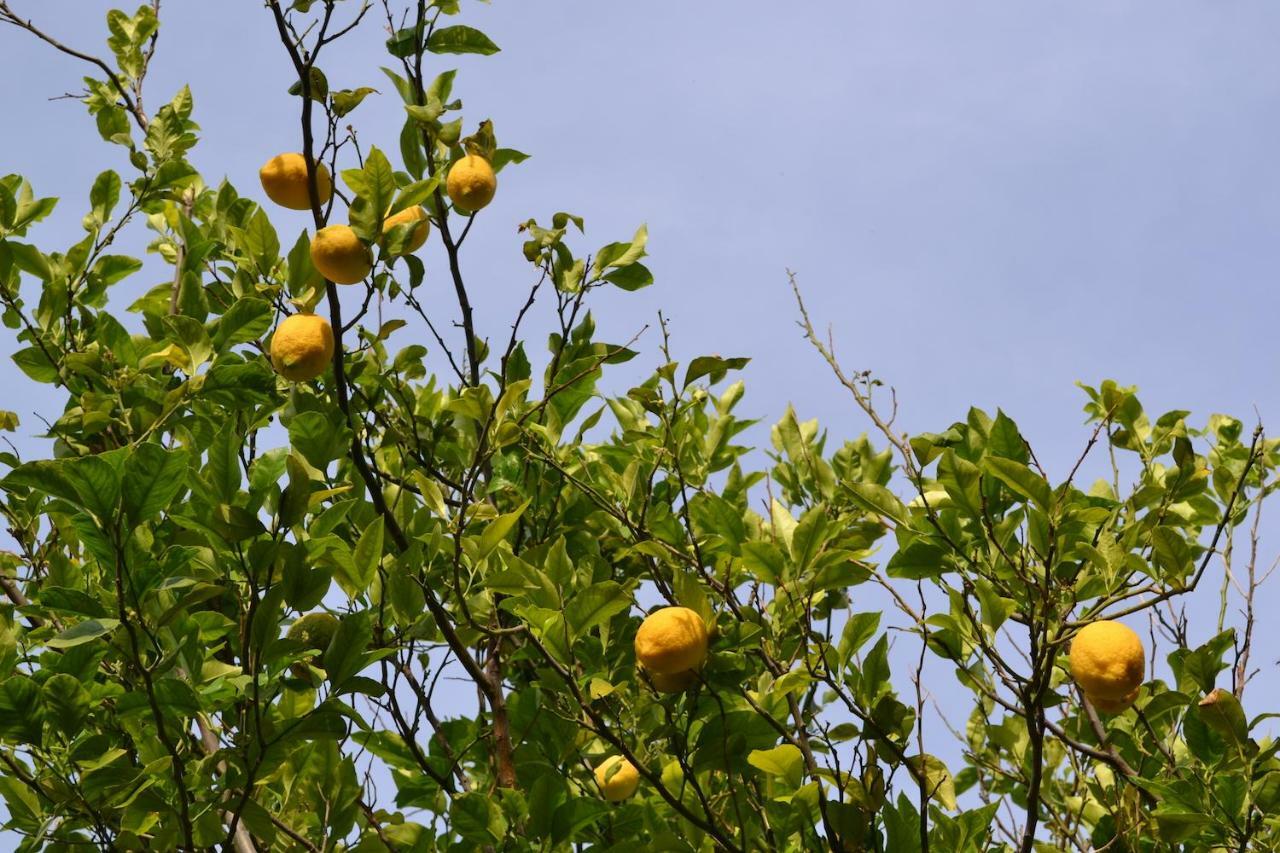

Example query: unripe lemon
[260,152,332,211]
[649,668,699,694]
[1069,620,1145,700]
[270,313,334,382]
[1087,687,1138,715]
[382,205,431,254]
[594,755,640,802]
[635,607,709,676]
[446,155,496,212]
[311,225,373,284]
[287,612,340,652]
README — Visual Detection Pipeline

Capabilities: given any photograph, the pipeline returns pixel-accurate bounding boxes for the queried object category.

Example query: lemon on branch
[260,152,332,211]
[1069,620,1145,701]
[635,606,709,676]
[382,205,431,254]
[311,224,372,284]
[269,312,334,382]
[446,154,496,212]
[594,755,640,802]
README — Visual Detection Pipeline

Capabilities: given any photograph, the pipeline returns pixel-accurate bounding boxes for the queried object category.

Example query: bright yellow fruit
[1087,687,1138,715]
[446,155,497,212]
[635,607,709,676]
[287,612,340,652]
[594,755,640,802]
[260,152,332,211]
[649,668,699,694]
[311,225,372,284]
[382,205,431,253]
[1069,620,1145,700]
[270,313,334,382]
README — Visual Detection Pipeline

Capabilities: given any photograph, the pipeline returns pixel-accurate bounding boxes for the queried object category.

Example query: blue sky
[2,0,1278,838]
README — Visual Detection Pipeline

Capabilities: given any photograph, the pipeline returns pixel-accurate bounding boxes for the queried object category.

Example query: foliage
[0,2,1277,850]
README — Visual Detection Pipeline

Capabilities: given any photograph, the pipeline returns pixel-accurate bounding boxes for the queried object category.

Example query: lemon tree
[0,2,1277,851]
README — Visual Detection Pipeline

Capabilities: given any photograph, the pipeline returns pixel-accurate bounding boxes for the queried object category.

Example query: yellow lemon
[269,313,334,382]
[382,205,431,253]
[446,155,497,212]
[594,755,640,802]
[649,668,699,694]
[311,225,373,284]
[260,152,332,211]
[1069,620,1145,700]
[635,607,709,676]
[287,612,340,652]
[1087,687,1138,715]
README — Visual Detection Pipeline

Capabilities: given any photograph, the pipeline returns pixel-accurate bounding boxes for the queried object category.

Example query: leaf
[350,515,385,594]
[683,355,750,389]
[122,444,189,524]
[331,86,378,118]
[477,500,529,560]
[11,346,60,384]
[885,537,947,580]
[839,612,882,661]
[983,456,1052,511]
[212,297,272,351]
[428,25,500,56]
[48,618,120,649]
[747,744,804,786]
[564,582,630,638]
[906,754,956,810]
[845,483,908,526]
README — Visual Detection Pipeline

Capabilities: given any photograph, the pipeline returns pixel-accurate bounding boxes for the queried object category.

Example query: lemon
[594,755,640,802]
[287,612,340,653]
[1069,620,1145,700]
[382,205,431,254]
[269,313,334,382]
[311,225,373,284]
[1087,687,1138,715]
[446,155,497,212]
[649,668,699,694]
[635,607,709,676]
[260,152,332,211]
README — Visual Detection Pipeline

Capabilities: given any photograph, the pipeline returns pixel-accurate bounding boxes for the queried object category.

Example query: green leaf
[747,744,804,786]
[122,444,189,524]
[683,355,749,389]
[41,674,91,735]
[11,346,59,384]
[48,618,120,649]
[350,515,385,594]
[428,25,500,56]
[845,483,908,526]
[212,297,273,351]
[983,456,1053,511]
[477,500,529,560]
[329,86,376,117]
[564,582,630,638]
[905,754,956,810]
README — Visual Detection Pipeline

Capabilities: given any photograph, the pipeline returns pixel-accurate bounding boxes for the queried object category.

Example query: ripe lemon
[311,225,373,284]
[649,668,699,694]
[1087,687,1138,715]
[594,755,640,802]
[446,155,497,212]
[270,313,334,382]
[635,607,709,676]
[287,612,340,652]
[382,205,431,253]
[1069,620,1145,700]
[260,152,332,211]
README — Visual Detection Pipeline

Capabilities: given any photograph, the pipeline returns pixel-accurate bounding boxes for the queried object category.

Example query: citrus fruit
[446,154,496,212]
[287,612,340,653]
[382,205,431,253]
[269,313,334,382]
[1087,688,1138,715]
[1069,620,1145,700]
[260,152,332,211]
[594,755,640,802]
[311,224,372,284]
[635,607,709,676]
[649,668,699,694]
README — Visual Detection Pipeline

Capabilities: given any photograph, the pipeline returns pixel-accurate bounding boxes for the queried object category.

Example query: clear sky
[1,0,1278,838]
